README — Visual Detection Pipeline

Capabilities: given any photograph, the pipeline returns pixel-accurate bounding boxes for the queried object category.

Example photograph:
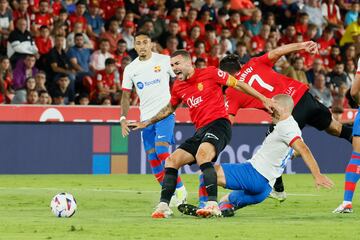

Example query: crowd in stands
[0,0,358,111]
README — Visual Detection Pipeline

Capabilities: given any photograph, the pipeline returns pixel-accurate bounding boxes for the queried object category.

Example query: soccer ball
[50,193,77,217]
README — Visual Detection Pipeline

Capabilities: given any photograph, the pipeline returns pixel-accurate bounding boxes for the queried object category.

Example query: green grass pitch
[0,174,359,240]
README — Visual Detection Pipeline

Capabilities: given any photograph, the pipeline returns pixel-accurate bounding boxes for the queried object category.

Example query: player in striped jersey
[333,57,360,213]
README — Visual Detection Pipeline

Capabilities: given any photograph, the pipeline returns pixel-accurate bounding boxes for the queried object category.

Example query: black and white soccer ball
[50,193,77,218]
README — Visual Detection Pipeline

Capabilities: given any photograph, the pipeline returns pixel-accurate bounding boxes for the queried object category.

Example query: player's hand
[303,41,319,55]
[314,174,334,190]
[128,121,148,131]
[120,120,131,137]
[263,98,275,114]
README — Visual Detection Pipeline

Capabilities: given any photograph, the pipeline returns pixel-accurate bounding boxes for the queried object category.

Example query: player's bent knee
[196,144,216,165]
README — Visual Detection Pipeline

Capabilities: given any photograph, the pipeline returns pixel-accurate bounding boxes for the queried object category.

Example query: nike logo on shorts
[205,133,219,140]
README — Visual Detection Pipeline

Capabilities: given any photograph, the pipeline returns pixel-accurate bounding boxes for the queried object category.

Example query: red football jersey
[225,53,309,115]
[170,66,229,129]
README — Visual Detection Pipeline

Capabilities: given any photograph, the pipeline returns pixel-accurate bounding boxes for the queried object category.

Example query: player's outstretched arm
[227,75,274,113]
[129,102,178,130]
[291,138,334,190]
[267,41,319,63]
[120,91,131,137]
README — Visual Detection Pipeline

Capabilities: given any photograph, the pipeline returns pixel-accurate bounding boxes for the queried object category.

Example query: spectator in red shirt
[324,45,342,72]
[95,58,119,104]
[183,8,199,36]
[31,0,53,36]
[295,12,309,37]
[303,23,318,41]
[101,0,125,21]
[35,25,53,55]
[100,19,123,52]
[207,44,220,67]
[68,0,87,32]
[197,9,211,37]
[227,10,241,35]
[214,8,229,35]
[52,0,64,19]
[184,25,200,54]
[251,24,270,55]
[317,26,336,57]
[279,24,296,45]
[13,0,31,31]
[0,56,12,103]
[202,24,218,53]
[191,40,208,64]
[194,57,207,69]
[113,39,129,69]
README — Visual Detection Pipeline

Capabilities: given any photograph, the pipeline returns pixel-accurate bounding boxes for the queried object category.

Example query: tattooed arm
[128,102,178,130]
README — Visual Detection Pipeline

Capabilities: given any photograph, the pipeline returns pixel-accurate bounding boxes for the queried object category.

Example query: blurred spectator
[47,34,75,90]
[90,38,113,72]
[30,0,53,36]
[159,20,184,49]
[234,41,250,64]
[165,0,185,13]
[121,21,135,50]
[26,89,38,104]
[327,61,349,90]
[343,44,357,62]
[279,25,296,45]
[139,5,166,40]
[317,26,336,57]
[344,2,359,27]
[12,54,38,92]
[200,0,216,23]
[203,24,217,52]
[161,36,179,56]
[113,39,129,68]
[51,74,75,105]
[191,40,208,64]
[38,89,50,104]
[295,12,310,37]
[309,73,333,108]
[124,0,140,20]
[183,8,199,36]
[0,0,14,55]
[251,24,270,55]
[101,1,125,21]
[197,9,211,37]
[35,70,46,92]
[13,0,31,31]
[306,58,325,84]
[13,75,36,104]
[100,19,122,52]
[67,22,93,49]
[324,45,342,72]
[35,25,53,56]
[0,56,12,103]
[282,57,308,84]
[184,25,201,53]
[207,44,220,67]
[85,1,105,39]
[244,8,262,37]
[67,33,92,91]
[8,18,38,68]
[303,0,327,33]
[100,96,112,105]
[227,10,241,35]
[53,9,70,36]
[340,17,360,46]
[345,59,356,84]
[78,92,90,105]
[68,0,87,32]
[321,0,344,30]
[214,8,228,36]
[95,58,119,104]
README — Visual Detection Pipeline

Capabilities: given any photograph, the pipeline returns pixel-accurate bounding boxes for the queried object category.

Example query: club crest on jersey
[197,83,203,91]
[154,65,161,72]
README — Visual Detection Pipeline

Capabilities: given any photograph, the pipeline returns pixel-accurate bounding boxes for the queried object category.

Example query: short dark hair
[39,25,49,30]
[170,49,191,59]
[99,38,110,44]
[135,31,152,40]
[219,54,241,75]
[105,58,116,65]
[58,73,69,79]
[75,33,83,38]
[195,57,206,65]
[39,90,49,96]
[117,39,127,44]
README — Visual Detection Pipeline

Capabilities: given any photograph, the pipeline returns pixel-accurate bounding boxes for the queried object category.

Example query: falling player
[129,49,274,218]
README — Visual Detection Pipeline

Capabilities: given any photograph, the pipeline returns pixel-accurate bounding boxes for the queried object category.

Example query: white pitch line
[0,187,321,196]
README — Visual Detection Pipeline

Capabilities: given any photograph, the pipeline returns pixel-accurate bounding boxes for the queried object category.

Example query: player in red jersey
[129,49,274,218]
[220,41,353,204]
